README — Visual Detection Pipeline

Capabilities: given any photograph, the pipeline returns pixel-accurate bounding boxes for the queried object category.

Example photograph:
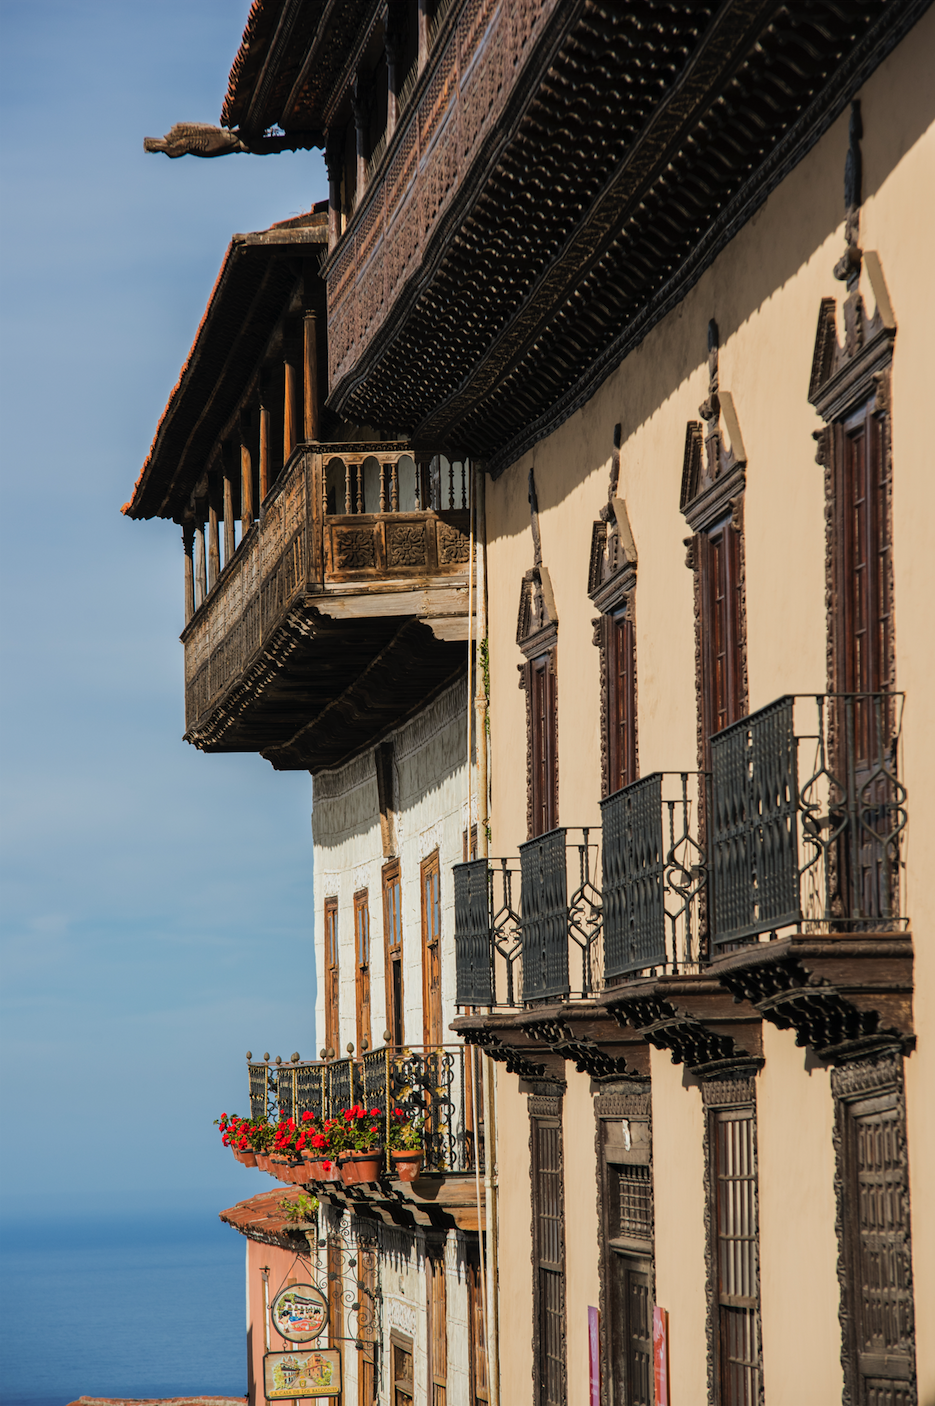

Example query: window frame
[324,895,340,1057]
[354,888,371,1054]
[525,651,558,838]
[421,849,442,1048]
[605,605,638,797]
[382,859,404,1048]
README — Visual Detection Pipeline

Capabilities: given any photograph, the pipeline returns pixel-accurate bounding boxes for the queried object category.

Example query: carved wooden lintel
[680,320,747,533]
[808,252,896,423]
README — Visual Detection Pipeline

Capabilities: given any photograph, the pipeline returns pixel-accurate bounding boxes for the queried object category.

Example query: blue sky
[0,0,328,1220]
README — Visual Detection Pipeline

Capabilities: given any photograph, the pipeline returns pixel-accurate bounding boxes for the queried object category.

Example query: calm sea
[0,1212,247,1406]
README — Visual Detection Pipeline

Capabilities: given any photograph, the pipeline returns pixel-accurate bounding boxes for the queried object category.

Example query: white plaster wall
[312,678,470,1056]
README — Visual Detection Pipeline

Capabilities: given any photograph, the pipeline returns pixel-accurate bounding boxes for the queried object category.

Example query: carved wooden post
[194,519,207,609]
[351,75,370,203]
[386,11,405,140]
[208,485,220,590]
[390,460,399,512]
[222,458,235,565]
[241,438,254,532]
[345,461,352,514]
[418,0,431,70]
[183,522,195,624]
[379,462,387,513]
[304,311,320,442]
[259,402,270,503]
[355,460,364,514]
[325,137,343,250]
[284,361,297,464]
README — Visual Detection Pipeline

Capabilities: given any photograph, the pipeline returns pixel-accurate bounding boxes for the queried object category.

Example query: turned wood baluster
[418,0,431,70]
[345,461,352,514]
[194,519,207,609]
[304,311,320,442]
[379,462,387,514]
[325,139,342,251]
[259,403,270,503]
[448,459,455,509]
[241,439,254,533]
[355,460,364,514]
[283,361,297,464]
[461,461,467,509]
[390,460,399,513]
[183,522,195,624]
[222,458,235,566]
[207,482,220,590]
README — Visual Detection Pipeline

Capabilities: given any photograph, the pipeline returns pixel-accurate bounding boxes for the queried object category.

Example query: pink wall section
[245,1237,316,1405]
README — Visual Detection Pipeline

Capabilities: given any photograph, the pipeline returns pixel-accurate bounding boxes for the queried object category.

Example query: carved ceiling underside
[326,0,924,474]
[186,604,465,771]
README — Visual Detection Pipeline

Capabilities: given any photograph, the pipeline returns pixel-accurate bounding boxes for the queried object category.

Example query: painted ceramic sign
[269,1282,329,1343]
[264,1348,341,1399]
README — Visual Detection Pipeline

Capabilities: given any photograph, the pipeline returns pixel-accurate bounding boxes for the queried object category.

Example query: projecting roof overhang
[320,0,926,475]
[123,210,327,525]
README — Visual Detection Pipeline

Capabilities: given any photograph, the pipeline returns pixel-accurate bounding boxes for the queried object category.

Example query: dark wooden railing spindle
[183,523,195,624]
[303,311,320,442]
[259,405,270,503]
[208,496,220,590]
[390,460,399,513]
[222,465,235,566]
[194,521,207,609]
[241,441,254,532]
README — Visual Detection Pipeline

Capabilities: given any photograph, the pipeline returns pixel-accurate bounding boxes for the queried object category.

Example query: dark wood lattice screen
[712,1107,761,1406]
[532,1107,566,1406]
[843,1094,915,1405]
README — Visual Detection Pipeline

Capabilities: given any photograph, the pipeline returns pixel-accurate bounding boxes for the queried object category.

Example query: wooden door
[699,513,744,761]
[324,897,339,1057]
[606,609,637,795]
[421,850,442,1048]
[427,1252,448,1406]
[529,654,557,836]
[382,861,404,1046]
[609,1253,653,1406]
[354,889,371,1052]
[468,1255,490,1405]
[532,1113,566,1406]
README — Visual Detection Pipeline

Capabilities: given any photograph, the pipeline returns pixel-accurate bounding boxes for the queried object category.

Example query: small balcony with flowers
[217,1040,486,1234]
[451,692,912,1079]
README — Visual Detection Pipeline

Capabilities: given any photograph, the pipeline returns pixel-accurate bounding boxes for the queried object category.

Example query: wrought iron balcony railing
[246,1042,482,1175]
[455,779,707,1009]
[602,771,708,982]
[455,827,603,1009]
[709,693,906,946]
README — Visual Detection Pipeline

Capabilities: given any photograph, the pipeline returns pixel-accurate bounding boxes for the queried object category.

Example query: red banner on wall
[653,1305,669,1406]
[588,1305,600,1406]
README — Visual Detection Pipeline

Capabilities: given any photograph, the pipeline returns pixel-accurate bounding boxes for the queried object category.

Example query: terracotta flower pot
[291,1161,313,1184]
[343,1150,383,1185]
[338,1153,359,1186]
[255,1153,271,1172]
[391,1150,424,1182]
[269,1157,292,1182]
[316,1159,342,1183]
[235,1148,258,1168]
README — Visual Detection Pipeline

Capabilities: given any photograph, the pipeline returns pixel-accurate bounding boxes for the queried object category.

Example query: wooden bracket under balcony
[514,1000,650,1081]
[317,1173,484,1234]
[709,932,914,1063]
[450,1013,557,1084]
[600,976,764,1080]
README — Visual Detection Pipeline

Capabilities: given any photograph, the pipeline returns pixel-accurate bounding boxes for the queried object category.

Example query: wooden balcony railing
[325,0,558,389]
[182,442,470,735]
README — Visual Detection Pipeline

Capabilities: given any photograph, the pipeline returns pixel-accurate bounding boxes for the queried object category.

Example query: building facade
[132,2,934,1403]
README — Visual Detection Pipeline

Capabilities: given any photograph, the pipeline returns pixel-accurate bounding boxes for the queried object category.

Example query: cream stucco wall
[484,15,934,1403]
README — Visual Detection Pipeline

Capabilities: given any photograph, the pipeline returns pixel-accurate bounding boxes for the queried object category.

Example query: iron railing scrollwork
[710,692,906,946]
[520,827,602,1004]
[602,771,707,980]
[454,858,494,1006]
[245,1043,478,1174]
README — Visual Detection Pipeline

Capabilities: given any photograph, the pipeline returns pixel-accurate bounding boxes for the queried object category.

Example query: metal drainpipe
[260,1266,271,1353]
[474,463,499,1406]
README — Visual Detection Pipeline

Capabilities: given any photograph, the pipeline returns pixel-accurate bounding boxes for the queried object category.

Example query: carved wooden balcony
[316,0,917,472]
[181,442,471,769]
